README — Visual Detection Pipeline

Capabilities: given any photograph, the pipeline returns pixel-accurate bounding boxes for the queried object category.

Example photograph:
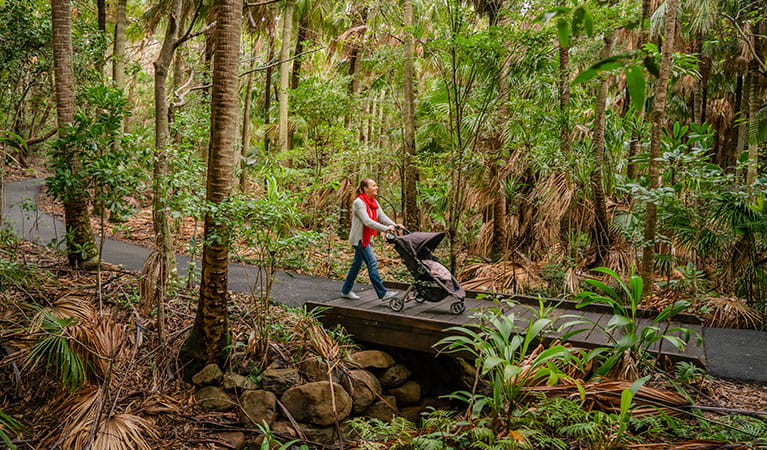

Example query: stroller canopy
[396,232,445,259]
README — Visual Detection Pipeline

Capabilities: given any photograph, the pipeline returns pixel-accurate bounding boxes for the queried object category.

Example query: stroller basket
[385,230,466,314]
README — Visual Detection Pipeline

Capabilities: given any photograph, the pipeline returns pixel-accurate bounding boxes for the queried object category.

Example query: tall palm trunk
[96,0,106,74]
[51,0,98,267]
[590,33,615,267]
[152,0,183,279]
[112,0,127,155]
[239,38,257,191]
[180,0,241,379]
[288,15,307,151]
[640,0,679,295]
[402,0,419,230]
[278,0,294,156]
[745,59,760,188]
[627,0,653,180]
[263,34,275,154]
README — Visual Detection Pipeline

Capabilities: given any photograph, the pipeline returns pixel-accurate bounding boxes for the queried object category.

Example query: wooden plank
[304,297,706,366]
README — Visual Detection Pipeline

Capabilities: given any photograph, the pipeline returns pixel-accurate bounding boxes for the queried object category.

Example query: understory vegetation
[1,233,766,448]
[2,0,767,447]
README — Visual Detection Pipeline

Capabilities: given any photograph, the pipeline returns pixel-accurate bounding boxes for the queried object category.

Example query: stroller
[385,230,466,314]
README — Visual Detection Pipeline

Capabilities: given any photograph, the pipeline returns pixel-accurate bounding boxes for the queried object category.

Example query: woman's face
[363,180,379,197]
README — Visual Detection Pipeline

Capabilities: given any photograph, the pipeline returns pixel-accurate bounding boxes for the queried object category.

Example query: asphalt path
[2,179,765,383]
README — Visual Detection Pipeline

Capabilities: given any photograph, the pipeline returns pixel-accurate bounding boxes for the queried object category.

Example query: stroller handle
[385,227,410,242]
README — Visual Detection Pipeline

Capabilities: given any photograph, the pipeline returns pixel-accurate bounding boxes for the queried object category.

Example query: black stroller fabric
[391,232,466,300]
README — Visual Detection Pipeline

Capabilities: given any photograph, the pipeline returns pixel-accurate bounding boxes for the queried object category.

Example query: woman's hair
[357,178,374,194]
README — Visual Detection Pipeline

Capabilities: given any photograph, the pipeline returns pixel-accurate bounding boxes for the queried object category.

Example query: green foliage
[0,408,22,449]
[573,268,697,376]
[438,299,595,427]
[253,421,306,450]
[24,307,86,392]
[46,84,145,218]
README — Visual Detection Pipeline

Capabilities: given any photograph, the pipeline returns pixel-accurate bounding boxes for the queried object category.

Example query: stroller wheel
[414,294,426,303]
[450,301,465,315]
[389,296,405,312]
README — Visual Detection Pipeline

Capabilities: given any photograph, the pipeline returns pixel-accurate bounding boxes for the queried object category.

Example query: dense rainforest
[1,0,766,448]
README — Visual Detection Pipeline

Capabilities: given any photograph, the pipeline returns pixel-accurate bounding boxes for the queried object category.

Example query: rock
[299,358,341,383]
[223,372,257,391]
[341,369,382,414]
[400,405,427,424]
[195,386,233,412]
[380,364,411,388]
[363,395,399,423]
[388,380,421,405]
[271,420,297,438]
[281,381,352,426]
[300,423,337,445]
[348,350,395,370]
[192,363,224,386]
[239,390,277,426]
[262,367,302,396]
[215,431,245,450]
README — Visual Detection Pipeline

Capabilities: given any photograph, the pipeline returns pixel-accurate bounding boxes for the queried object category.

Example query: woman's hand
[396,224,405,230]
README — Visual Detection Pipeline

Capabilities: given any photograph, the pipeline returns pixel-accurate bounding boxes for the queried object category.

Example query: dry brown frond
[624,440,733,449]
[139,250,166,316]
[527,378,689,417]
[600,239,637,278]
[699,296,762,329]
[50,386,157,450]
[674,75,696,98]
[70,315,126,378]
[89,414,157,450]
[565,267,581,295]
[529,172,572,258]
[458,260,542,294]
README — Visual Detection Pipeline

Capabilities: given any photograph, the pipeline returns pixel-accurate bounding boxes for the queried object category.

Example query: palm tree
[590,32,616,267]
[180,0,241,378]
[641,0,680,294]
[50,0,98,267]
[402,0,420,230]
[278,0,295,157]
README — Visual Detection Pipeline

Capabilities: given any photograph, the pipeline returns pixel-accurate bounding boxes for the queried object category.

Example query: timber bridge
[4,178,767,382]
[307,281,706,365]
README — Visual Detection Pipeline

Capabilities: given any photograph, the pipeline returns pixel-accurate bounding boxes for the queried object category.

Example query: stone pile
[190,349,452,447]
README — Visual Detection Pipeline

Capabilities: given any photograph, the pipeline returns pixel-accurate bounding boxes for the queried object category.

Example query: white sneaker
[381,290,399,301]
[341,291,360,300]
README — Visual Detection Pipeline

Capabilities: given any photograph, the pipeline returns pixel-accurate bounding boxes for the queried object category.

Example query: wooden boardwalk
[306,282,706,366]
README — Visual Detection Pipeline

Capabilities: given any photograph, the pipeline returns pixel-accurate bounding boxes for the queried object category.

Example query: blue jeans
[342,243,387,298]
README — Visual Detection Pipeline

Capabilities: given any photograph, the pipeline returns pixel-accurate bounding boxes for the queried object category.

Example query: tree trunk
[590,33,615,267]
[288,15,307,151]
[112,0,127,155]
[152,0,183,280]
[640,0,679,295]
[402,0,419,230]
[692,35,704,124]
[180,0,240,380]
[263,34,275,155]
[239,38,257,191]
[627,0,653,180]
[278,0,294,157]
[96,0,106,74]
[746,60,759,188]
[51,0,98,268]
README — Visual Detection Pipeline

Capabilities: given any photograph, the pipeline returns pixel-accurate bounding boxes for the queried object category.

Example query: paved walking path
[2,179,765,383]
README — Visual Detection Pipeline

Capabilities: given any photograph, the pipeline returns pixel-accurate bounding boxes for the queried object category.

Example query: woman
[341,178,403,300]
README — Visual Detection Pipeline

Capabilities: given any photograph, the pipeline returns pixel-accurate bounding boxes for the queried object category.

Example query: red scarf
[359,193,379,247]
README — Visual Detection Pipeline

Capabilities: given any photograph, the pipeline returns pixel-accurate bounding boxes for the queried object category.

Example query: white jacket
[348,197,395,246]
